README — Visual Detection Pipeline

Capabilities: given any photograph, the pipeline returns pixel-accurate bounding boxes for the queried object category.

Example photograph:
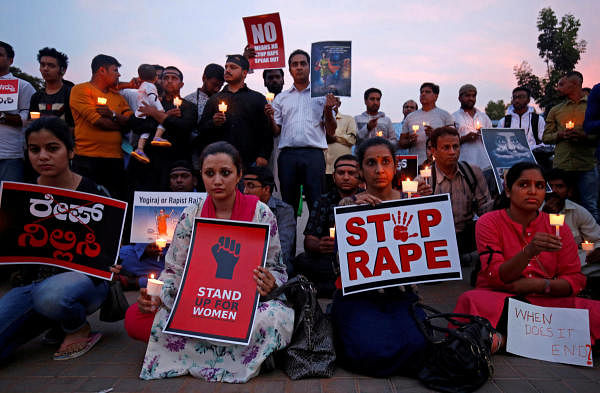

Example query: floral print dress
[140,199,294,383]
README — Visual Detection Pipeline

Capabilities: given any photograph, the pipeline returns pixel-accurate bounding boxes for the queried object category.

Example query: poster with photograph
[0,181,127,280]
[164,218,269,345]
[481,128,537,193]
[311,41,351,97]
[130,192,205,243]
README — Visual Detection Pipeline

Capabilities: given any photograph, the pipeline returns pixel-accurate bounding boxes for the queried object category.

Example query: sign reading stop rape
[164,218,269,345]
[242,12,285,69]
[334,194,461,295]
[0,79,19,111]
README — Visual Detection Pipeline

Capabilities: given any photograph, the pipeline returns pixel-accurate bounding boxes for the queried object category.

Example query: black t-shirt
[29,84,74,127]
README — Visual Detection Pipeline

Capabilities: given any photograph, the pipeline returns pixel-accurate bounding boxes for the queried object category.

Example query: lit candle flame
[30,111,41,119]
[565,121,575,129]
[412,125,419,133]
[376,131,383,137]
[150,273,155,279]
[97,97,107,105]
[266,92,275,103]
[173,97,182,108]
[218,101,228,113]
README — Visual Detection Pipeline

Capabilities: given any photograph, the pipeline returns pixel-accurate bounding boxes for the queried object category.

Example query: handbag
[411,303,495,393]
[263,275,336,379]
[99,281,130,322]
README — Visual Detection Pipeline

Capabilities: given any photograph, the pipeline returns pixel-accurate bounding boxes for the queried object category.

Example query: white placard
[130,191,205,243]
[334,194,462,295]
[507,298,593,367]
[0,79,19,111]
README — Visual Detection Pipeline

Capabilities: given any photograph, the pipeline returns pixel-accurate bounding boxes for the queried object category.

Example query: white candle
[549,214,564,237]
[582,241,594,252]
[412,124,419,133]
[97,97,107,105]
[475,120,481,131]
[266,92,275,103]
[402,178,418,198]
[156,238,167,249]
[218,101,228,113]
[173,97,182,108]
[420,166,432,185]
[146,274,164,297]
[329,227,335,238]
[30,111,41,119]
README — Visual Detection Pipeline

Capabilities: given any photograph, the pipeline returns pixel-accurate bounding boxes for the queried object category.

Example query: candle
[156,238,167,249]
[97,97,107,105]
[402,178,418,198]
[422,121,428,127]
[266,92,275,103]
[218,101,228,113]
[565,121,575,130]
[549,214,564,237]
[376,131,383,137]
[412,125,419,133]
[475,120,481,131]
[146,273,164,297]
[329,227,335,238]
[582,241,594,252]
[420,166,432,185]
[173,97,182,108]
[30,111,41,119]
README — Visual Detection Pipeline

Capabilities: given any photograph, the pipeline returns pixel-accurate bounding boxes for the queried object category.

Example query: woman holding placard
[331,137,428,377]
[454,162,600,346]
[0,117,116,361]
[139,141,293,383]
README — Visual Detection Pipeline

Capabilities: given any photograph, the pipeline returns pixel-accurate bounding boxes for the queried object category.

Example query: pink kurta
[454,210,600,343]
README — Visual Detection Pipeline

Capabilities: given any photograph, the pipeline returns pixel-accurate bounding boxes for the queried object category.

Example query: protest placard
[242,13,285,69]
[130,191,206,243]
[0,181,127,280]
[164,218,269,345]
[334,194,461,295]
[507,298,593,367]
[395,155,418,188]
[0,79,19,111]
[311,41,351,97]
[481,128,537,193]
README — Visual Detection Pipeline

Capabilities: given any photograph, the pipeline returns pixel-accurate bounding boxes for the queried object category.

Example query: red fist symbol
[392,211,418,242]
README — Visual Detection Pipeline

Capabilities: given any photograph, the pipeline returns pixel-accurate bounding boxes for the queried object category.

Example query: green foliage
[485,100,507,121]
[9,66,43,92]
[513,7,587,115]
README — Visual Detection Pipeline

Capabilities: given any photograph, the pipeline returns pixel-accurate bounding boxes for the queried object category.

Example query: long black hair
[494,161,545,209]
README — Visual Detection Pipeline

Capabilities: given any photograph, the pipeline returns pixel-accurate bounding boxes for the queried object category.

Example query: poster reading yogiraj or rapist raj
[334,194,462,295]
[164,218,269,345]
[311,41,351,97]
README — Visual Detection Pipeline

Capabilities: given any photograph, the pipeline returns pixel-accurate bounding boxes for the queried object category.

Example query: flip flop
[150,137,172,147]
[131,149,150,163]
[53,332,102,361]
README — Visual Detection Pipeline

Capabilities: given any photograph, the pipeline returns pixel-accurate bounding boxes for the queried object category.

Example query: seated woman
[454,162,600,346]
[139,141,293,383]
[330,137,427,377]
[0,117,115,361]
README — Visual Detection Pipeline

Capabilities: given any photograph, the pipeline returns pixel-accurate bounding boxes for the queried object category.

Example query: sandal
[131,149,150,163]
[53,332,102,360]
[150,137,172,147]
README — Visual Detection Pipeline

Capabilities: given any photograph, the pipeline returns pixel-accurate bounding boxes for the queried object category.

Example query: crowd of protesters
[1,38,600,383]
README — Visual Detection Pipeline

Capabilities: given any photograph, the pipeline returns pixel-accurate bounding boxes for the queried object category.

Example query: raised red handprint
[391,211,418,242]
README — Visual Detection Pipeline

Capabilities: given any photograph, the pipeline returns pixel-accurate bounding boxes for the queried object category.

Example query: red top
[475,209,586,294]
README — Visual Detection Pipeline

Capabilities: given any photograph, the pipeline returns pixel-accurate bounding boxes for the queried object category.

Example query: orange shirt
[70,82,132,158]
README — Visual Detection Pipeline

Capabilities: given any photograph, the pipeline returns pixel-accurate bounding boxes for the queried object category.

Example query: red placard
[242,12,285,69]
[164,218,269,345]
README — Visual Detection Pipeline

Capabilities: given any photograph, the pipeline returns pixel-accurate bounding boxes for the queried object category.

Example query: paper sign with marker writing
[507,298,593,367]
[0,79,19,111]
[242,13,285,69]
[334,194,462,295]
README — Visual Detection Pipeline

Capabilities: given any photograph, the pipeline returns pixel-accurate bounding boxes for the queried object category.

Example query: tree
[485,100,506,121]
[513,7,587,115]
[9,66,43,92]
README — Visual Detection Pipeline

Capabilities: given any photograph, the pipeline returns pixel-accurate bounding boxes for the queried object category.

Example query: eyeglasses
[243,181,264,190]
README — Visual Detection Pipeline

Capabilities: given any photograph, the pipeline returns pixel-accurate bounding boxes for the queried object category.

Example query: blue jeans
[571,168,600,223]
[0,272,108,360]
[0,158,24,182]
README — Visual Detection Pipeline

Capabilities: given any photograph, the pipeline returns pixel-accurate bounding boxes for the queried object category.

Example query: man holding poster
[139,142,293,383]
[330,138,460,377]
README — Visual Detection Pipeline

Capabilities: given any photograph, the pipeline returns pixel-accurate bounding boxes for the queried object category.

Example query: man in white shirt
[452,84,495,195]
[399,82,454,165]
[496,86,551,171]
[0,41,35,182]
[265,49,337,215]
[354,88,395,147]
[395,100,418,154]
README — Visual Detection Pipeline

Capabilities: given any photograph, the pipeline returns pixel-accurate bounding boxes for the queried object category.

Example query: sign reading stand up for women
[164,218,269,345]
[334,194,462,295]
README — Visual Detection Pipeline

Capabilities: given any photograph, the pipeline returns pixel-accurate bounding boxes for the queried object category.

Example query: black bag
[263,275,336,379]
[99,281,129,322]
[411,303,495,393]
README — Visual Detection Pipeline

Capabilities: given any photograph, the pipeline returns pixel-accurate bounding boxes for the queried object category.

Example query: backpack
[503,113,540,144]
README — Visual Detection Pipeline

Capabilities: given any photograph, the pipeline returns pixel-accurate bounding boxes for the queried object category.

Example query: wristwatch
[543,279,551,294]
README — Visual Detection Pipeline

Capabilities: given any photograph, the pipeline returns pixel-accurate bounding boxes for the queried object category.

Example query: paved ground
[0,266,598,393]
